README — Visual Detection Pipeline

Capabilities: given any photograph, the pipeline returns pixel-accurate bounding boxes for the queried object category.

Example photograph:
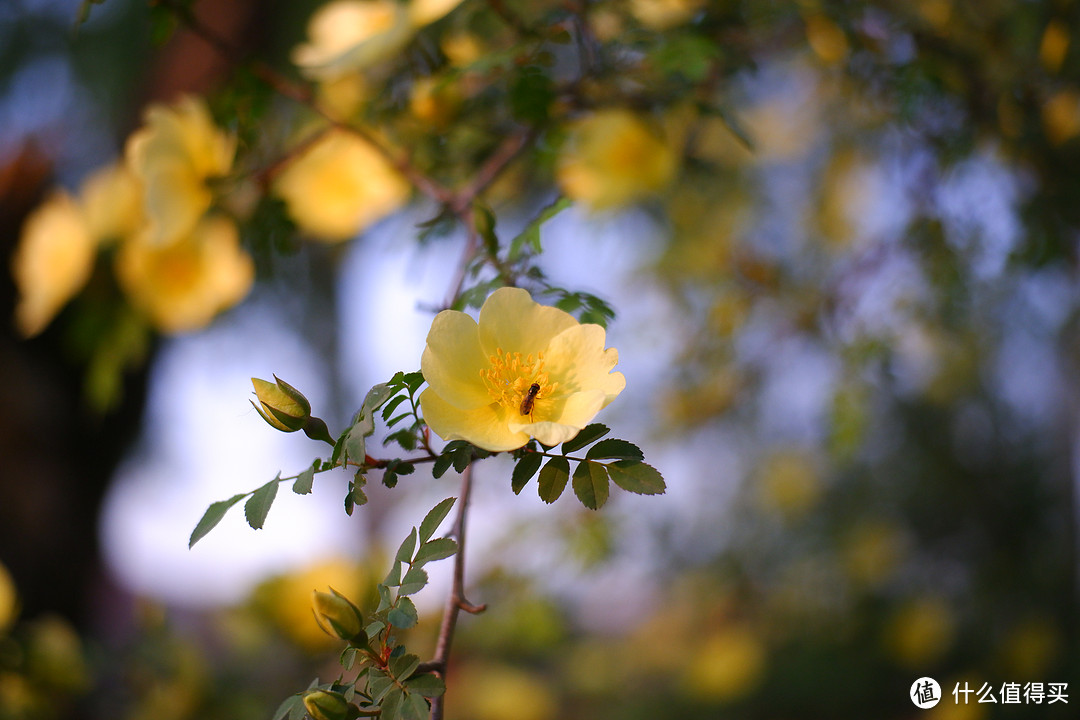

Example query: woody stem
[427,464,484,720]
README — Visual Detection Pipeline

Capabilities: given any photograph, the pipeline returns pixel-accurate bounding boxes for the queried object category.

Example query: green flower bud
[252,376,311,432]
[303,690,358,720]
[312,588,365,642]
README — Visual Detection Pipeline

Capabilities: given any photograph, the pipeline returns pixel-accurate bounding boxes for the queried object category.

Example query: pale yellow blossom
[125,96,236,246]
[11,191,96,337]
[630,0,705,30]
[293,0,465,80]
[420,287,625,452]
[273,128,410,242]
[80,161,144,243]
[292,0,413,79]
[116,215,253,333]
[557,109,677,210]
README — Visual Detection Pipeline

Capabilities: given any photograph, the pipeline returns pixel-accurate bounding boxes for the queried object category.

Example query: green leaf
[402,371,426,393]
[396,527,417,564]
[293,465,315,494]
[380,395,408,422]
[362,382,395,413]
[432,453,454,479]
[390,653,420,682]
[340,646,359,670]
[562,424,610,454]
[398,567,428,596]
[272,694,304,720]
[367,669,394,704]
[365,619,385,639]
[511,452,544,494]
[508,197,571,259]
[419,497,456,543]
[384,562,402,587]
[413,537,458,566]
[189,493,245,548]
[510,66,555,123]
[586,439,644,462]
[538,457,571,503]
[401,692,430,720]
[380,688,404,720]
[345,425,367,465]
[377,584,392,613]
[607,460,666,495]
[572,460,610,510]
[404,673,445,698]
[388,597,418,628]
[245,476,280,530]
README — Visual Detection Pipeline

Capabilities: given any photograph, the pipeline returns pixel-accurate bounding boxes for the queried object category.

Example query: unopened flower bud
[252,376,311,432]
[312,588,365,642]
[303,689,358,720]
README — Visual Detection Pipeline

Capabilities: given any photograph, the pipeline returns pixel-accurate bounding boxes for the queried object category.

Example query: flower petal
[510,389,607,446]
[420,309,492,410]
[420,389,528,452]
[477,287,579,356]
[544,323,626,405]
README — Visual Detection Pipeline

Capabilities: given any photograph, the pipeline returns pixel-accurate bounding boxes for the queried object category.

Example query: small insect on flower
[519,382,541,417]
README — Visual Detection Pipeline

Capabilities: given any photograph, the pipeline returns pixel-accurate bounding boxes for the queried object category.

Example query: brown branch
[449,127,537,214]
[156,0,453,205]
[428,464,485,720]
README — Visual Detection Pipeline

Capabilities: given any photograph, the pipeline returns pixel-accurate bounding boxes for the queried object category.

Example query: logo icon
[911,677,942,709]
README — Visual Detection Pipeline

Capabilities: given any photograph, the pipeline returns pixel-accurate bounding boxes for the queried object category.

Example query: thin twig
[157,0,453,205]
[450,127,537,214]
[428,464,485,720]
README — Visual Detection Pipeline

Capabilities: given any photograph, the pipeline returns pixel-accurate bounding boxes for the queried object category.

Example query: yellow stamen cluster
[480,347,557,414]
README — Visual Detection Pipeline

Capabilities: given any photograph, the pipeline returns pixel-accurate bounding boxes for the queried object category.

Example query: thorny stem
[425,464,485,720]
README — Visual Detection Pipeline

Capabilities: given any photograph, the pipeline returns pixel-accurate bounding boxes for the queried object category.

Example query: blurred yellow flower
[408,0,464,27]
[420,287,625,452]
[251,558,368,652]
[0,561,17,634]
[756,449,821,519]
[453,664,557,720]
[1042,89,1080,145]
[409,76,462,130]
[685,625,767,702]
[884,596,954,667]
[293,0,410,79]
[116,215,253,333]
[274,128,410,241]
[125,95,236,246]
[11,191,96,337]
[80,161,144,243]
[630,0,704,30]
[292,0,463,80]
[557,109,677,210]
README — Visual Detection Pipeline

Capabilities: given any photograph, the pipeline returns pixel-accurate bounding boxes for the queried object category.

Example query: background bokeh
[1,1,1078,719]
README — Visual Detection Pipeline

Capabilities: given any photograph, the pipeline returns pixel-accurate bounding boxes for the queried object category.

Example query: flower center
[480,347,558,416]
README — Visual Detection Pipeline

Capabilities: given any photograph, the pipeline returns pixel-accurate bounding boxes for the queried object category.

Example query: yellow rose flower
[80,161,144,243]
[273,128,410,242]
[292,0,413,79]
[11,191,96,337]
[125,96,236,246]
[116,215,253,333]
[557,109,677,210]
[630,0,705,30]
[419,287,625,452]
[292,0,465,80]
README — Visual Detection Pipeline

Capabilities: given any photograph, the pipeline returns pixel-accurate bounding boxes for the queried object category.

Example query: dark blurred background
[1,1,1078,719]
